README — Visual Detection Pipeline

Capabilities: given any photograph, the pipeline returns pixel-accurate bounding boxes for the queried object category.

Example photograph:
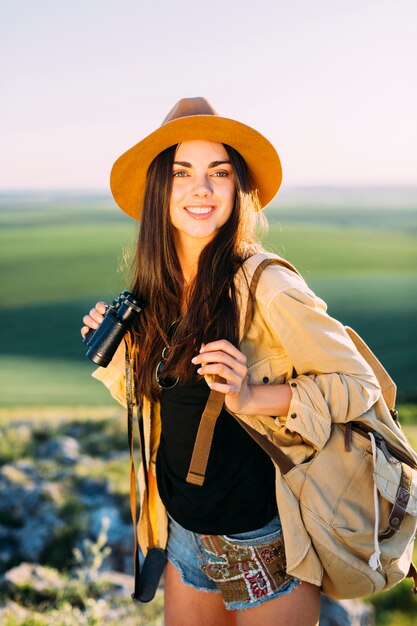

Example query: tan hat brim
[110,115,282,220]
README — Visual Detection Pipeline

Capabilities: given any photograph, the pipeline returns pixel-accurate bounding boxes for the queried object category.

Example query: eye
[212,170,229,177]
[173,170,189,177]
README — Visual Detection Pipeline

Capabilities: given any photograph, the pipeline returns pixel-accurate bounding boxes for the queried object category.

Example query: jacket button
[391,517,400,528]
[263,377,269,384]
[290,413,297,419]
[291,383,297,388]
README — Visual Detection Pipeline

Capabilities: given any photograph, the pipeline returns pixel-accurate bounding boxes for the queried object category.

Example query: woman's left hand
[191,339,253,413]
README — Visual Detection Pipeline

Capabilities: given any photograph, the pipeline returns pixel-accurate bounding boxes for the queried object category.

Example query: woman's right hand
[81,301,107,339]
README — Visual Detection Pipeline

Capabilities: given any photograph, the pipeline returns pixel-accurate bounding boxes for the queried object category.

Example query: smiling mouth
[184,206,216,217]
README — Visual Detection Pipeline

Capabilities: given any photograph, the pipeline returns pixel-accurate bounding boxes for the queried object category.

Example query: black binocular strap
[125,336,154,599]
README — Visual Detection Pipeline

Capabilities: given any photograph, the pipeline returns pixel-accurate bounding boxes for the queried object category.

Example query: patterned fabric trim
[199,531,294,605]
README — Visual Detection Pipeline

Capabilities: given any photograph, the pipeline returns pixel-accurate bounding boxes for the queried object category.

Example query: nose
[191,173,212,197]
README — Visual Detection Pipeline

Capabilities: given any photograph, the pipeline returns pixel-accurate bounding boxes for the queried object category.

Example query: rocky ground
[0,410,377,625]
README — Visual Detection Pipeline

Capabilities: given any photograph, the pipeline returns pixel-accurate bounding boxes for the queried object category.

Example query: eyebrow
[173,160,232,168]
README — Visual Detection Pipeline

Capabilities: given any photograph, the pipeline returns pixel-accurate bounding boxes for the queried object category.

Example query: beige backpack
[187,257,417,599]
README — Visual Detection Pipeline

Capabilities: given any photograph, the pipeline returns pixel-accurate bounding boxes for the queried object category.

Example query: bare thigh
[164,561,236,626]
[236,580,321,626]
[164,561,320,626]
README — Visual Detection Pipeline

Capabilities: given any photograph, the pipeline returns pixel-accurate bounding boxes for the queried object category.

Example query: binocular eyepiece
[83,291,144,367]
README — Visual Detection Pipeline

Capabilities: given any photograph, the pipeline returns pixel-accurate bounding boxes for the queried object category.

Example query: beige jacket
[92,251,384,587]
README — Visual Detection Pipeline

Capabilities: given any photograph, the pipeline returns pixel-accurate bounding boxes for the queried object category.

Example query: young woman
[81,97,381,626]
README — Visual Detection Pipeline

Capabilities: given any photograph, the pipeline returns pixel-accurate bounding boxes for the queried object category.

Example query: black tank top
[156,376,277,534]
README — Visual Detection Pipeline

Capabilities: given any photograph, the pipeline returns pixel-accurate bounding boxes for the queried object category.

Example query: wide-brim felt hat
[110,97,282,220]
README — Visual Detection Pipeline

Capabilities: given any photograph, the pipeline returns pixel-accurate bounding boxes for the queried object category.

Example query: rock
[0,600,28,622]
[37,436,80,465]
[14,460,39,478]
[78,476,108,495]
[90,507,130,546]
[0,465,41,526]
[1,464,34,487]
[0,526,18,566]
[0,465,64,568]
[0,420,138,580]
[2,562,65,592]
[15,504,64,562]
[96,569,134,598]
[74,506,133,574]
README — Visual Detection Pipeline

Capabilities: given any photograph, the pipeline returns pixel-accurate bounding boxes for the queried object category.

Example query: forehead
[174,140,229,162]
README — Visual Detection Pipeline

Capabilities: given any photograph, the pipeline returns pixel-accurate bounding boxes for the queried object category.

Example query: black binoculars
[83,291,144,367]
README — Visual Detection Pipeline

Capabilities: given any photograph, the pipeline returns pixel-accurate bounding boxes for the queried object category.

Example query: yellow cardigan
[92,252,385,587]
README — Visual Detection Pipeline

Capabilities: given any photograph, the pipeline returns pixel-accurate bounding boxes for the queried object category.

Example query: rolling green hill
[1,190,416,406]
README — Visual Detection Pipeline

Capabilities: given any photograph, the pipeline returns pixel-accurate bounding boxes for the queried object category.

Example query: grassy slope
[1,194,416,406]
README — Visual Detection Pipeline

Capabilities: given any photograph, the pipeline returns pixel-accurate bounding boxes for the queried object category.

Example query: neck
[177,251,198,286]
[175,238,206,285]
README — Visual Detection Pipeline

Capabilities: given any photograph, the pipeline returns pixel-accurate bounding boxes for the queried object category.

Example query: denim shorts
[166,514,299,611]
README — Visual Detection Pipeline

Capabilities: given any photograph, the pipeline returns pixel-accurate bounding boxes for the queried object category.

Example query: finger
[206,380,234,395]
[81,325,89,338]
[197,362,244,386]
[82,314,100,330]
[197,361,246,386]
[194,355,247,380]
[199,340,247,364]
[193,349,247,372]
[95,301,107,315]
[88,306,105,325]
[85,301,107,325]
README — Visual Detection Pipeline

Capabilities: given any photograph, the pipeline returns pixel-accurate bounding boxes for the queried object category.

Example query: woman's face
[169,140,236,253]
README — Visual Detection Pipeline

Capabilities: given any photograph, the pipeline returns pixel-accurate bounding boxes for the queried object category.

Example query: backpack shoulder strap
[241,256,300,338]
[186,254,299,486]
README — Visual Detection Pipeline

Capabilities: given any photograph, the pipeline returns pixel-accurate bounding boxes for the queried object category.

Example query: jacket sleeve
[91,345,127,408]
[266,286,381,449]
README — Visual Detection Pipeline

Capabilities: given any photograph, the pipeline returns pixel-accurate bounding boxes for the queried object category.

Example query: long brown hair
[130,143,265,401]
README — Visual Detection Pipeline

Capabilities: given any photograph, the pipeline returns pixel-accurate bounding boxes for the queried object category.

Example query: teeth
[185,206,214,214]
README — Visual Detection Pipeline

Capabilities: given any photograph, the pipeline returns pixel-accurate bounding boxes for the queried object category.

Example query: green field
[1,189,416,406]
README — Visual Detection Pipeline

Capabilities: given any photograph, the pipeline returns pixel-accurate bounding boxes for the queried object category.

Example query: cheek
[169,182,186,207]
[169,186,181,215]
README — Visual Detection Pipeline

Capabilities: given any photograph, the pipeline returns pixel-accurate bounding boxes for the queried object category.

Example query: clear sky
[1,0,416,190]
